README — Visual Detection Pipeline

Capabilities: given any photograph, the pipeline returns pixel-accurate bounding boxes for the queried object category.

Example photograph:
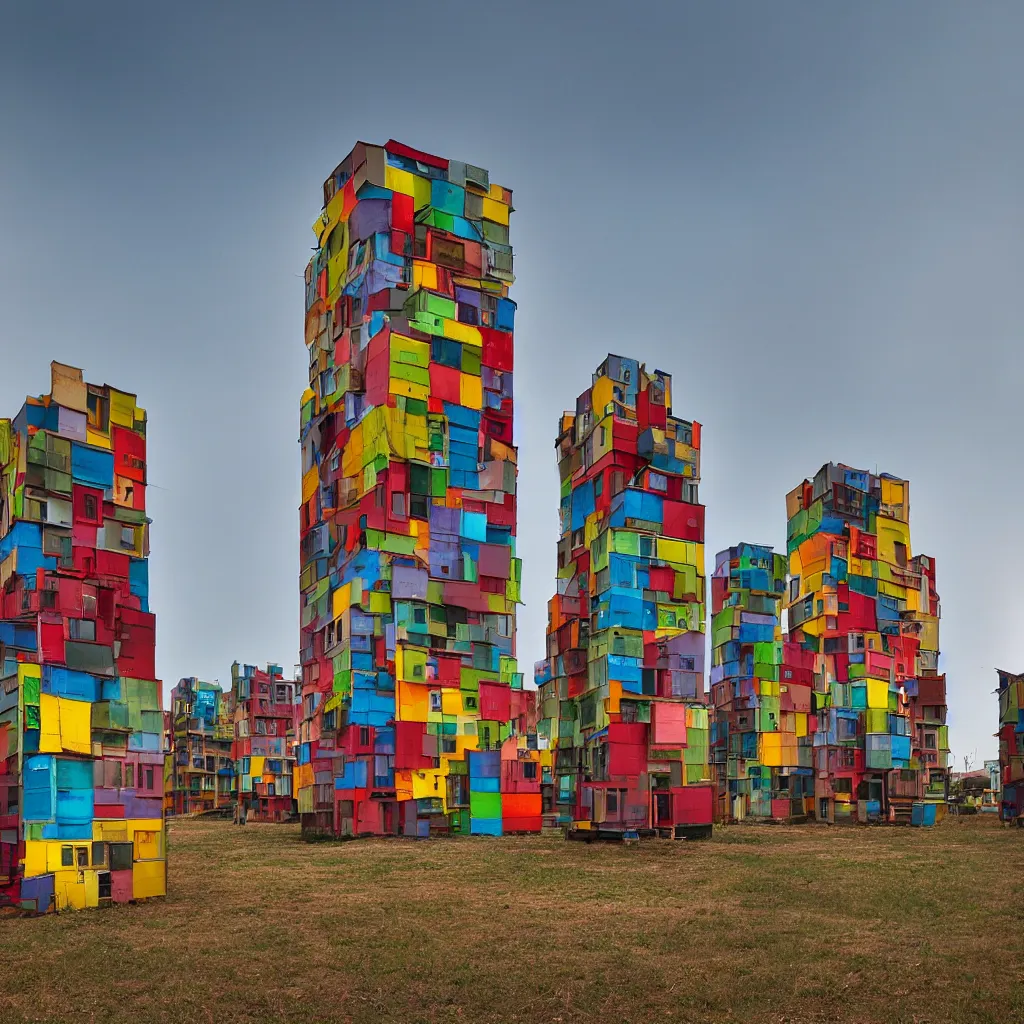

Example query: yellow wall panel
[384,166,417,197]
[133,860,166,900]
[481,196,510,225]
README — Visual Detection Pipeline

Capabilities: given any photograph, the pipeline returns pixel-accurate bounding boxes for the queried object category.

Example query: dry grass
[2,815,1023,1024]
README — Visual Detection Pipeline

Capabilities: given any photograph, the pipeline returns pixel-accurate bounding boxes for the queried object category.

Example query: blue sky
[2,1,1022,765]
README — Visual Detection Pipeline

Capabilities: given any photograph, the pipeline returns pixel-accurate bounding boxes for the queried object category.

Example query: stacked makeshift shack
[786,464,948,823]
[232,662,298,822]
[0,362,165,912]
[996,669,1024,820]
[296,141,535,838]
[168,677,236,814]
[536,355,714,836]
[710,543,815,821]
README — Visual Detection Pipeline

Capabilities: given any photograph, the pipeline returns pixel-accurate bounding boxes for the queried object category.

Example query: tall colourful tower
[231,662,297,822]
[536,355,713,837]
[296,141,534,838]
[0,362,165,912]
[996,669,1024,820]
[710,543,815,822]
[786,464,948,823]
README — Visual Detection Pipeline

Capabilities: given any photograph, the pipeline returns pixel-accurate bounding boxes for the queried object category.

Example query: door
[654,791,671,827]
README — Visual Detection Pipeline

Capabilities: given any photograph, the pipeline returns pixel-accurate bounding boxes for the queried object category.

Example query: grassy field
[2,816,1022,1024]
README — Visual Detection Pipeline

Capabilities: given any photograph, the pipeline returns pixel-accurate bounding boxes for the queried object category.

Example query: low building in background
[0,362,165,912]
[536,355,713,837]
[231,662,298,821]
[710,543,815,822]
[951,767,999,814]
[787,464,948,824]
[168,677,236,814]
[162,710,173,816]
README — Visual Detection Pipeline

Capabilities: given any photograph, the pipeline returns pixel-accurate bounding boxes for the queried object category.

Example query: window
[69,619,96,642]
[391,492,406,517]
[110,843,133,871]
[120,526,135,550]
[125,764,135,788]
[145,767,154,791]
[76,846,88,868]
[523,761,538,780]
[429,691,442,712]
[441,737,457,754]
[433,237,465,270]
[87,390,109,430]
[359,726,371,746]
[61,845,74,867]
[43,530,65,555]
[92,842,107,867]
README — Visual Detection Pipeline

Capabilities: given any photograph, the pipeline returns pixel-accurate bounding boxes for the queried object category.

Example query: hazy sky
[2,2,1021,766]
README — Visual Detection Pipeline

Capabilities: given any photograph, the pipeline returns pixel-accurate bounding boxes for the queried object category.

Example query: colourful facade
[536,355,713,835]
[168,677,236,815]
[996,670,1024,820]
[786,464,948,823]
[231,662,297,822]
[296,141,526,839]
[0,362,165,912]
[710,543,815,821]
